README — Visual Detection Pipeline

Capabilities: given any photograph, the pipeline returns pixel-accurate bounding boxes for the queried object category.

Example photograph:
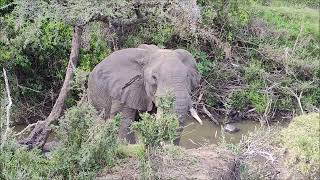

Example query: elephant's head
[139,45,202,124]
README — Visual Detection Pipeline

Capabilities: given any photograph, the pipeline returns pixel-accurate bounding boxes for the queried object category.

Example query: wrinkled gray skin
[88,44,200,144]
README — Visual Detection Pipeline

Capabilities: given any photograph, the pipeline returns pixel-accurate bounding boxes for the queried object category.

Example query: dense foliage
[1,0,318,125]
[0,0,319,178]
[0,101,121,179]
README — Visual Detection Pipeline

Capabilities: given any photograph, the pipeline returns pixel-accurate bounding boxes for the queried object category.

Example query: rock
[224,124,240,133]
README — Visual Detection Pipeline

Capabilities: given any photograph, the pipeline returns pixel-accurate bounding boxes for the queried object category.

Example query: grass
[254,4,319,38]
[281,113,320,178]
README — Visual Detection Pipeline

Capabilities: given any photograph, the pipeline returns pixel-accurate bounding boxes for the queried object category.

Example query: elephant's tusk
[189,107,203,125]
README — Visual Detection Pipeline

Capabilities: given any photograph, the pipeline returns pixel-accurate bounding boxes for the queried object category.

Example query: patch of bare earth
[97,145,239,180]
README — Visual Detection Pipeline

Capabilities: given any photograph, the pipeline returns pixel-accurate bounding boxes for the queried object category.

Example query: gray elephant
[88,44,202,145]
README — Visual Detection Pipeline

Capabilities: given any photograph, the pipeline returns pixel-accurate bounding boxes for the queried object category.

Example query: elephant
[88,44,203,145]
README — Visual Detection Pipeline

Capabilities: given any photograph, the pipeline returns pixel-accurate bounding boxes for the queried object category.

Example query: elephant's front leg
[110,100,137,144]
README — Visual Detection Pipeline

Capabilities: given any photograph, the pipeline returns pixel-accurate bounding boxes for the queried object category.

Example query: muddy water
[13,117,260,149]
[180,117,260,149]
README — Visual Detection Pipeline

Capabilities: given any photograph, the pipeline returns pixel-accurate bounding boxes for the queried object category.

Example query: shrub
[0,96,52,179]
[131,94,179,148]
[229,89,267,113]
[192,49,214,77]
[124,22,175,48]
[51,102,120,179]
[0,141,53,179]
[281,113,320,178]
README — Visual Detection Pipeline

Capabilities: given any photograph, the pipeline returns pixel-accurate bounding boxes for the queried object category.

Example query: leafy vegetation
[0,0,319,178]
[51,102,120,179]
[0,99,121,179]
[281,113,320,178]
[1,0,319,124]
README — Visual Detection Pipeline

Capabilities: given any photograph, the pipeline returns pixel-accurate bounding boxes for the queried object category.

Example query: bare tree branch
[1,68,12,150]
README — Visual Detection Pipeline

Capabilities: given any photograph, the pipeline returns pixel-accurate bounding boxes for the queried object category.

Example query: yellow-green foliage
[281,113,320,178]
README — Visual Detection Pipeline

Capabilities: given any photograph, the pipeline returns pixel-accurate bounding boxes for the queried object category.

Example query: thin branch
[1,68,12,150]
[286,87,305,115]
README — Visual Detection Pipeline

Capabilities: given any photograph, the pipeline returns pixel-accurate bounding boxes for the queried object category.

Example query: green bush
[132,94,179,148]
[192,50,215,76]
[124,21,174,48]
[80,24,112,72]
[0,142,53,179]
[281,113,320,178]
[0,100,121,179]
[0,97,52,179]
[51,102,120,179]
[229,89,267,113]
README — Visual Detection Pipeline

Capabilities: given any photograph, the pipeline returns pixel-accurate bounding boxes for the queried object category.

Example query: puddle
[180,117,260,149]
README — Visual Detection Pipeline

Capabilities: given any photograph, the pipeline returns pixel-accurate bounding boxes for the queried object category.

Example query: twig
[17,85,41,93]
[1,68,12,150]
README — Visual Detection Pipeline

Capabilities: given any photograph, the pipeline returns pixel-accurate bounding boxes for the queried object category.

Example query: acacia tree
[9,0,201,149]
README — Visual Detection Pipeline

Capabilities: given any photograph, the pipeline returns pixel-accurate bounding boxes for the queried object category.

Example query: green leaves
[132,94,179,148]
[52,103,120,179]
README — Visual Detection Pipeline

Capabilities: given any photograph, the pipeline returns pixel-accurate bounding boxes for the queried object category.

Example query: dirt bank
[97,145,239,180]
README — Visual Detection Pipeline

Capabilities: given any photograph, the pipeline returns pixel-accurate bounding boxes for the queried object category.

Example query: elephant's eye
[151,75,157,83]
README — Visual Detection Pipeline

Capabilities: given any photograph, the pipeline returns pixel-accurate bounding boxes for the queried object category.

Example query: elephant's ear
[175,49,201,89]
[96,48,153,111]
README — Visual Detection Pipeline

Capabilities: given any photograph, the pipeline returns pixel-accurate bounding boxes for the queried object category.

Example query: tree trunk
[20,26,82,149]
